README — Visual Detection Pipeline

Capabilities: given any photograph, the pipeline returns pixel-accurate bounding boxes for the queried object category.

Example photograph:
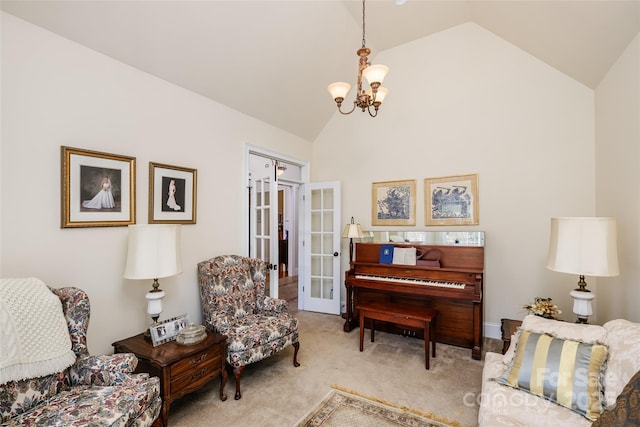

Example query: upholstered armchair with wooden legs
[197,255,300,400]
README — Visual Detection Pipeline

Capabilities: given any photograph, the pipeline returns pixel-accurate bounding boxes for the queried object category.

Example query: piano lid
[361,231,484,247]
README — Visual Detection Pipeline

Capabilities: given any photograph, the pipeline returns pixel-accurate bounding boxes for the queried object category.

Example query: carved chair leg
[293,341,300,367]
[233,365,245,400]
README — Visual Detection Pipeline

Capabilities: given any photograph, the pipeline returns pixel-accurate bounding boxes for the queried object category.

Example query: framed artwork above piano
[344,232,484,360]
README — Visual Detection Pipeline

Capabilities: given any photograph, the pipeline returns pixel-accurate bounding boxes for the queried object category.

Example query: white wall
[3,12,638,356]
[0,12,313,355]
[314,23,597,328]
[595,33,640,322]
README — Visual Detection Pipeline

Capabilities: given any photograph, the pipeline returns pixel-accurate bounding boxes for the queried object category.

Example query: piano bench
[357,302,438,370]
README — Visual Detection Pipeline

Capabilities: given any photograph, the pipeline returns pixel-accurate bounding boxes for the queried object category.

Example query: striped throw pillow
[497,330,608,420]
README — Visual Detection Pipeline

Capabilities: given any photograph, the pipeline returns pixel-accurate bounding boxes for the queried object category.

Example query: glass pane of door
[251,169,279,296]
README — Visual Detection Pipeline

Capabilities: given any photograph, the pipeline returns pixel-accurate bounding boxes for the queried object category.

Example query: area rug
[295,386,459,427]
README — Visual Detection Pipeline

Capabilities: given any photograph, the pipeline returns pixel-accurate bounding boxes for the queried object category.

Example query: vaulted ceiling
[2,1,639,141]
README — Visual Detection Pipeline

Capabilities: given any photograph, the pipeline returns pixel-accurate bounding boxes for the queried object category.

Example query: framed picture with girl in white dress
[61,146,136,228]
[149,162,197,224]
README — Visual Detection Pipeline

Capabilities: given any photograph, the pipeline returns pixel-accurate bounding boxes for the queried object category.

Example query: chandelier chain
[361,0,366,48]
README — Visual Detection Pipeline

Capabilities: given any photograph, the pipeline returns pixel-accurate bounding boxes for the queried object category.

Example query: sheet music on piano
[391,247,417,265]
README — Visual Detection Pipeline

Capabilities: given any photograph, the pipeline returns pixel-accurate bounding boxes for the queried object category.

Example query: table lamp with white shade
[546,217,619,323]
[124,224,183,334]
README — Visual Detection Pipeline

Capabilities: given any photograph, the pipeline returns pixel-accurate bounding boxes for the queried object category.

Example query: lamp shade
[124,224,183,280]
[362,64,389,85]
[365,87,389,105]
[546,217,619,277]
[342,223,364,239]
[328,82,352,100]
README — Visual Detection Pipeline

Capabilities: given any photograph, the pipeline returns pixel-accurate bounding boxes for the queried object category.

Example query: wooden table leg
[431,315,437,358]
[219,367,228,401]
[359,310,365,351]
[370,319,375,342]
[424,321,430,370]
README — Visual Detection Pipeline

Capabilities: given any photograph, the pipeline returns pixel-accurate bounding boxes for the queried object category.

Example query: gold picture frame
[424,173,479,226]
[61,146,135,228]
[372,179,416,226]
[149,162,197,224]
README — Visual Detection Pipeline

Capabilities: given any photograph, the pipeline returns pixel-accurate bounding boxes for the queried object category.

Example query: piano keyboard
[355,274,466,289]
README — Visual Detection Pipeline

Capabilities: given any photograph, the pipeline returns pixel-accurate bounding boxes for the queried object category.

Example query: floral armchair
[197,255,300,400]
[0,285,161,426]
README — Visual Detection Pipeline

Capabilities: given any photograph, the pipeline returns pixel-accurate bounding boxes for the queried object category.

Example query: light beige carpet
[168,309,502,426]
[295,387,459,427]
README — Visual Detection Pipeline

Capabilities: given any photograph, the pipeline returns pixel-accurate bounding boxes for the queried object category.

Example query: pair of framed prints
[60,146,196,228]
[372,174,479,227]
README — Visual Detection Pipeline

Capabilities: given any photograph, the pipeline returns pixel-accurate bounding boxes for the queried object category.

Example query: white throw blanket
[0,277,76,384]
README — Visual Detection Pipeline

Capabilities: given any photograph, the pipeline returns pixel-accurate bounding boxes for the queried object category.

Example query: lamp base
[570,288,595,324]
[145,282,164,340]
[143,315,160,340]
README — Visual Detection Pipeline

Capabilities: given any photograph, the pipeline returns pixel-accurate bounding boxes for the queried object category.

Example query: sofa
[0,280,162,426]
[479,314,640,426]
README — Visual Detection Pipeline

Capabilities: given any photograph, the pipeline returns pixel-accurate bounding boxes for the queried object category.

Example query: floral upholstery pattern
[602,319,640,408]
[0,286,161,426]
[592,369,640,427]
[198,255,300,399]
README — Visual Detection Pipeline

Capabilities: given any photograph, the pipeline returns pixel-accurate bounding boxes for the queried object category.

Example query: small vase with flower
[523,297,561,320]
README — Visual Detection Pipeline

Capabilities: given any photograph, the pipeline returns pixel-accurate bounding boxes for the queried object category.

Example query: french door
[302,181,341,314]
[250,166,280,297]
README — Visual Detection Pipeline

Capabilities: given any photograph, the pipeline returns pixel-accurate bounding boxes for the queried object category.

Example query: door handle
[333,252,339,257]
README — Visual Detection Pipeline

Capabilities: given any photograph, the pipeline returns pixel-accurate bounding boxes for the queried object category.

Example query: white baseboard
[484,321,501,340]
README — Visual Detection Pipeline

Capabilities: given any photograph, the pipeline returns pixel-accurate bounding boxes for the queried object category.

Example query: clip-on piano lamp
[342,217,364,263]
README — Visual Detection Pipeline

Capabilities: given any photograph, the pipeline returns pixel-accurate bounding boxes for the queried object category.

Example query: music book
[379,244,394,264]
[392,247,417,265]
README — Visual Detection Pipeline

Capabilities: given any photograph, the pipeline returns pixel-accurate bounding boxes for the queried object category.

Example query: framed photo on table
[372,179,416,226]
[424,173,479,226]
[60,146,136,228]
[149,314,190,346]
[149,162,197,224]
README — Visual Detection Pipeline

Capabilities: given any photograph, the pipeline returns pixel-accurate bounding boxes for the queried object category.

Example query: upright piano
[344,242,484,360]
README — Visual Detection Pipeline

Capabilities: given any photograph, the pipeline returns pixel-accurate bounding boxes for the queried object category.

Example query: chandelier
[328,0,389,117]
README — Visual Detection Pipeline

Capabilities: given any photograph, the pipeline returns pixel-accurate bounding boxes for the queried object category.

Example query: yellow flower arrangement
[523,297,561,319]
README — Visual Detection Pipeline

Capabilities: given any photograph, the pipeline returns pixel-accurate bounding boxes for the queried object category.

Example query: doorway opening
[247,148,304,309]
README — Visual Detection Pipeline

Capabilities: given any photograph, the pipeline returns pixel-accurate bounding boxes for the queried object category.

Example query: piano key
[354,274,465,289]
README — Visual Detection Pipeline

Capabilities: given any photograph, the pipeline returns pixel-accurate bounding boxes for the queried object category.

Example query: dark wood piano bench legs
[357,302,438,370]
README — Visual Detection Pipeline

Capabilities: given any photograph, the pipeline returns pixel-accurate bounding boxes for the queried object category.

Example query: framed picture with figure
[149,162,197,224]
[372,179,416,226]
[61,146,136,228]
[424,173,479,226]
[149,314,190,346]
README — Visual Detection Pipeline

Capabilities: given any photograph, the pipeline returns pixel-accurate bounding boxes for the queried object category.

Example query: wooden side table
[113,330,228,427]
[500,318,522,354]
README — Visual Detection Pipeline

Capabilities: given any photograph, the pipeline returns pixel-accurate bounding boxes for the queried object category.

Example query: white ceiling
[2,1,639,141]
